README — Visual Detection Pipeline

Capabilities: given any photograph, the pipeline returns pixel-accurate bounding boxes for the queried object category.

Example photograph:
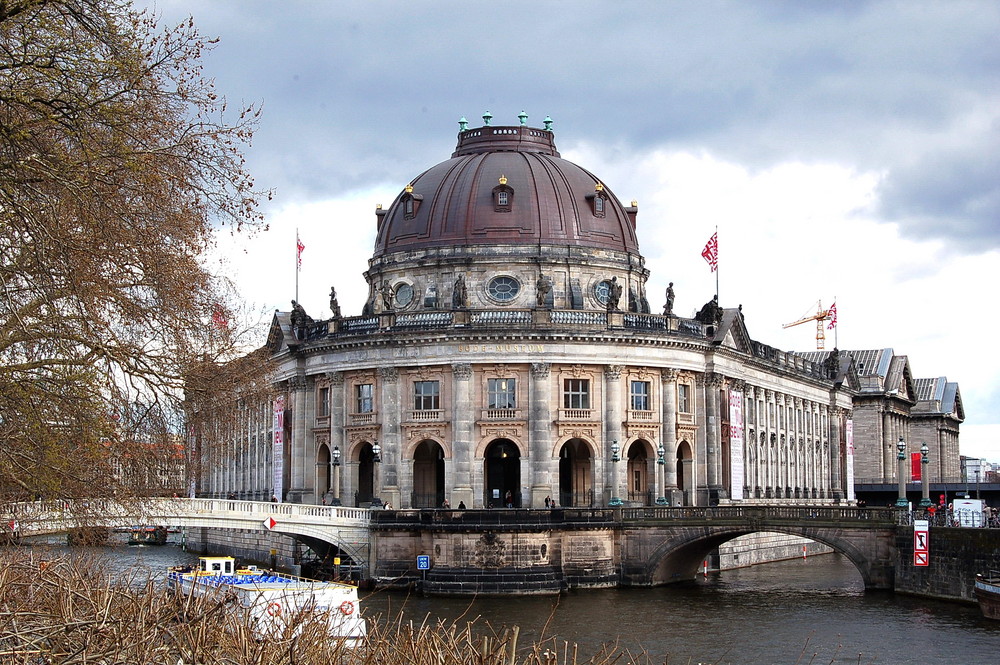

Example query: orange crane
[782,300,832,350]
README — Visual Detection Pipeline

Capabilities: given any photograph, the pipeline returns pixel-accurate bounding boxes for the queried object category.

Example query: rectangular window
[414,380,440,410]
[317,386,330,417]
[356,384,374,413]
[488,378,516,409]
[497,191,508,206]
[563,378,590,409]
[677,383,691,413]
[630,380,650,411]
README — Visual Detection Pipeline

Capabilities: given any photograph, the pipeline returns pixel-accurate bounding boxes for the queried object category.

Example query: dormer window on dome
[586,182,608,218]
[492,175,514,213]
[401,183,423,220]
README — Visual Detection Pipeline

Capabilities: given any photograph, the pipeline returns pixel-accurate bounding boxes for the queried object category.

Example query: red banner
[911,452,922,481]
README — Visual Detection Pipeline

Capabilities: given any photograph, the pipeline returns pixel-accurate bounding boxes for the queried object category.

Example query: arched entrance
[484,439,520,507]
[676,440,694,506]
[316,443,331,501]
[626,440,651,505]
[558,438,593,507]
[412,440,445,508]
[356,442,376,507]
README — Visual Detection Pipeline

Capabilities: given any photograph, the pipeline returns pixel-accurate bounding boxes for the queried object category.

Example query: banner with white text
[729,389,744,501]
[845,419,855,501]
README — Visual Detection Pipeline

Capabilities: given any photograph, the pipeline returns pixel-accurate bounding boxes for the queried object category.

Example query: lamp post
[372,441,382,507]
[895,436,909,508]
[655,442,668,505]
[919,441,932,508]
[976,470,981,499]
[608,440,623,506]
[331,445,341,506]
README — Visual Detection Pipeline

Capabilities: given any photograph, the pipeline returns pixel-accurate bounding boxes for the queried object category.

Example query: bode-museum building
[195,114,963,510]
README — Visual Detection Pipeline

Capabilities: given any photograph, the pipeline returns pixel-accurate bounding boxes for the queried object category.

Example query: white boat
[167,556,366,642]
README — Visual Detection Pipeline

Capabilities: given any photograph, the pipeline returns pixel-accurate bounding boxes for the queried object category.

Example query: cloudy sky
[148,1,1000,460]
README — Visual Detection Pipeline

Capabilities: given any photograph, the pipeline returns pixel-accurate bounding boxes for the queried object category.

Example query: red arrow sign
[263,517,277,530]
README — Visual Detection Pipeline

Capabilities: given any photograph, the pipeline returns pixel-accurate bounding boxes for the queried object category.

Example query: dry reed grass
[0,550,666,665]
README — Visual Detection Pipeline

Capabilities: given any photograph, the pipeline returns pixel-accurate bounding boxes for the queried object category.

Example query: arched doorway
[412,440,445,508]
[626,441,651,505]
[677,439,694,506]
[484,439,520,507]
[558,439,592,507]
[316,443,331,502]
[356,442,376,507]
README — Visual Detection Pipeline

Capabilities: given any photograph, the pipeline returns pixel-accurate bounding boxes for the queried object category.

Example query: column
[287,373,311,503]
[529,362,553,508]
[604,365,625,504]
[451,362,475,508]
[327,372,345,504]
[829,406,844,500]
[661,369,679,503]
[702,372,722,504]
[377,366,400,509]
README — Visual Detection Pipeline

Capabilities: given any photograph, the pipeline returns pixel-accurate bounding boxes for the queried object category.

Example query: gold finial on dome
[595,182,604,192]
[498,174,507,185]
[376,203,383,210]
[631,199,638,207]
[404,183,413,194]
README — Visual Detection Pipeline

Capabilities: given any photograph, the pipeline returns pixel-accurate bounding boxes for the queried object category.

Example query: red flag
[296,234,305,270]
[827,302,837,329]
[701,232,718,272]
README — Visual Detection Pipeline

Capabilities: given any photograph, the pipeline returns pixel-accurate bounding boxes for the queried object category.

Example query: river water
[20,538,1000,665]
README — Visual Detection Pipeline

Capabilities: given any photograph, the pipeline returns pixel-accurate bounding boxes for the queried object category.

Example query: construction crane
[782,300,832,350]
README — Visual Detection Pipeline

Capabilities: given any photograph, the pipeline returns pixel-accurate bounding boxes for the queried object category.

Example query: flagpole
[834,296,838,348]
[295,229,299,303]
[715,225,720,302]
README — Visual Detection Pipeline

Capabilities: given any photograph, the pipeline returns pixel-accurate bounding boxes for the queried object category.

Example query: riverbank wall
[894,525,1000,603]
[183,527,303,574]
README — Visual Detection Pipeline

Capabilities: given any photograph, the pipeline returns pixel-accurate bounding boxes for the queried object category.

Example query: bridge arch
[631,523,891,590]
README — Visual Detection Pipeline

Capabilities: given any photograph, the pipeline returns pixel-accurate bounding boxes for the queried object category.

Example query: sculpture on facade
[606,276,623,312]
[290,299,313,338]
[380,280,395,312]
[663,282,675,315]
[453,275,468,309]
[329,286,342,319]
[536,274,552,308]
[694,294,723,326]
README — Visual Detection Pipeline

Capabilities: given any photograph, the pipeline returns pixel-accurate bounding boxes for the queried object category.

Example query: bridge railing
[620,505,898,524]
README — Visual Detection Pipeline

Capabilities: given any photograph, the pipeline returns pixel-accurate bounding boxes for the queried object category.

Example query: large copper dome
[373,121,640,258]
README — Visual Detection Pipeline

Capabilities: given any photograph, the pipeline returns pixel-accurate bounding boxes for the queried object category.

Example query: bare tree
[0,0,269,501]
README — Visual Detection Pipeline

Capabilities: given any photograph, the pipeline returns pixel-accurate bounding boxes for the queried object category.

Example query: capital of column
[325,371,345,386]
[604,364,624,381]
[531,362,550,379]
[377,366,398,383]
[452,363,473,380]
[662,368,679,382]
[289,373,309,392]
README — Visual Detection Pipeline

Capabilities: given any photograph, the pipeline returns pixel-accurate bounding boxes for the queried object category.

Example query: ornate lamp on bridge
[331,445,341,506]
[608,440,623,506]
[919,441,932,508]
[655,442,668,505]
[895,436,909,508]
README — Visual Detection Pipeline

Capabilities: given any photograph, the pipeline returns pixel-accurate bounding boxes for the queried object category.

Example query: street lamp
[919,441,932,508]
[895,436,909,508]
[655,443,668,506]
[608,440,623,506]
[371,441,383,508]
[330,445,341,506]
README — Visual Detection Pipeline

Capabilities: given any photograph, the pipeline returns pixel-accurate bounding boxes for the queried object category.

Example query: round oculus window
[394,283,413,307]
[487,276,520,302]
[594,280,612,305]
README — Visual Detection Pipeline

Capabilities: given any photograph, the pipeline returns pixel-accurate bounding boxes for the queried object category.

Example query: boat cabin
[198,556,235,575]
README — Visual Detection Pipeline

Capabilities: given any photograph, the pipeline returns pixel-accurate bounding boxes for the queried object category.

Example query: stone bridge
[370,505,902,593]
[4,500,903,592]
[616,505,899,589]
[2,498,372,568]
